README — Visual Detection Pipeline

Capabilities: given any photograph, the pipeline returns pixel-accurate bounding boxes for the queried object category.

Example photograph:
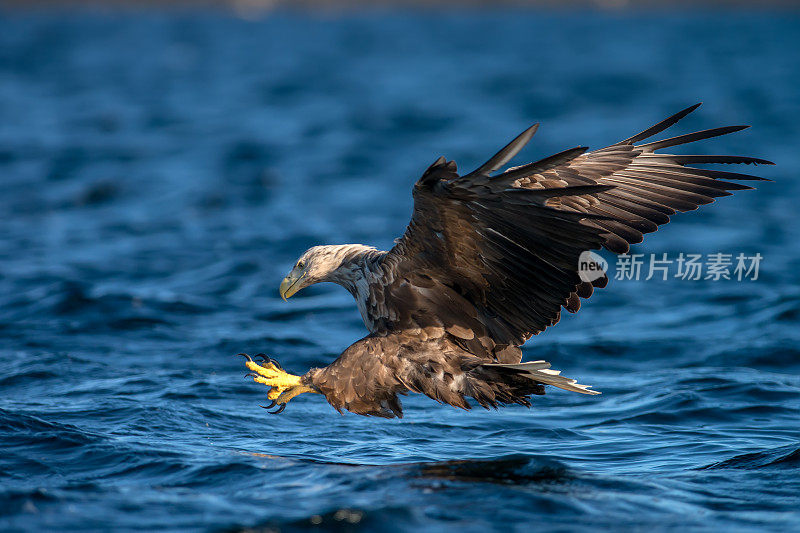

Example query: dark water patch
[701,445,800,470]
[415,454,571,485]
[99,458,191,482]
[259,304,357,323]
[70,179,122,207]
[214,334,317,351]
[221,507,418,533]
[170,461,275,489]
[0,409,100,449]
[0,369,58,387]
[107,316,174,330]
[0,488,59,517]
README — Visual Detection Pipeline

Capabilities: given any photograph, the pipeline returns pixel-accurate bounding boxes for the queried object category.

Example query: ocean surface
[1,8,799,532]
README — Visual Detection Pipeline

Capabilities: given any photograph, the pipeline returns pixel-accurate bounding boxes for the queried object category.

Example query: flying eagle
[241,104,771,418]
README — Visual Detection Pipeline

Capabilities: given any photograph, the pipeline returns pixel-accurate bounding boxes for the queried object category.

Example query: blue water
[1,8,799,532]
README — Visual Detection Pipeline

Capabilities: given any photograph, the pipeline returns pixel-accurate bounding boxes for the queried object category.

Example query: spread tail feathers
[482,360,601,395]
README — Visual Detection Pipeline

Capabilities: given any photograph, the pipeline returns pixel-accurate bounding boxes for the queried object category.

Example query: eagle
[240,104,771,418]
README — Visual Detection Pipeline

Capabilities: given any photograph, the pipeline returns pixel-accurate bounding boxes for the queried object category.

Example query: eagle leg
[240,354,317,413]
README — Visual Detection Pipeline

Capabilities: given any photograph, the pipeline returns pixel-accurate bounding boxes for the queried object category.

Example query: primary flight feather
[241,104,772,418]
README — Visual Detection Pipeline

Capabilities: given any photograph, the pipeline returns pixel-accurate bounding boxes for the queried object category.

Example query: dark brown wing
[384,104,772,346]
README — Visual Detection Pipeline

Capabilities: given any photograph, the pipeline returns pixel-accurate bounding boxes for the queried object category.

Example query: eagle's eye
[297,261,305,270]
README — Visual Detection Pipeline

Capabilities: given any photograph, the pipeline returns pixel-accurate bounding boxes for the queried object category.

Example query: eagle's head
[279,244,377,300]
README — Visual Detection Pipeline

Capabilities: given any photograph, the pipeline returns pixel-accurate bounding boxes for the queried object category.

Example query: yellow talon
[246,360,303,389]
[241,355,317,411]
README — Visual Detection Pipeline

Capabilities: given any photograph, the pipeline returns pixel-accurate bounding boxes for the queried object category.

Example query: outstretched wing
[384,104,772,346]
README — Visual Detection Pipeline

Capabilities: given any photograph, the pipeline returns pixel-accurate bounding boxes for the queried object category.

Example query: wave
[700,445,800,470]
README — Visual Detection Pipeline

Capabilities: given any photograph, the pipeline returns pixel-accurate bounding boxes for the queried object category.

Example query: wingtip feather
[619,103,703,145]
[471,122,540,177]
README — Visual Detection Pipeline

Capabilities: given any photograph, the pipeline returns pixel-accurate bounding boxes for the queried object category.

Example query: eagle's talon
[254,354,268,363]
[241,355,317,413]
[269,404,286,414]
[238,353,253,362]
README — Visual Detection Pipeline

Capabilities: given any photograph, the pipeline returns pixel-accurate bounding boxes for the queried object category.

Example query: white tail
[483,360,601,395]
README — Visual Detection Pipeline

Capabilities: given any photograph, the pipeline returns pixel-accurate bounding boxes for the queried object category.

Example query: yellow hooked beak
[279,272,305,301]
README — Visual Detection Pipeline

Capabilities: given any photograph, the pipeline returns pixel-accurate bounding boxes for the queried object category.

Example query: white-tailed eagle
[240,104,771,418]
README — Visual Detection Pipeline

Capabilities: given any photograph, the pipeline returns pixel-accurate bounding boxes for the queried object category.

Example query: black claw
[259,400,277,410]
[269,404,286,414]
[244,372,258,379]
[238,353,253,362]
[269,358,283,370]
[254,354,268,363]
